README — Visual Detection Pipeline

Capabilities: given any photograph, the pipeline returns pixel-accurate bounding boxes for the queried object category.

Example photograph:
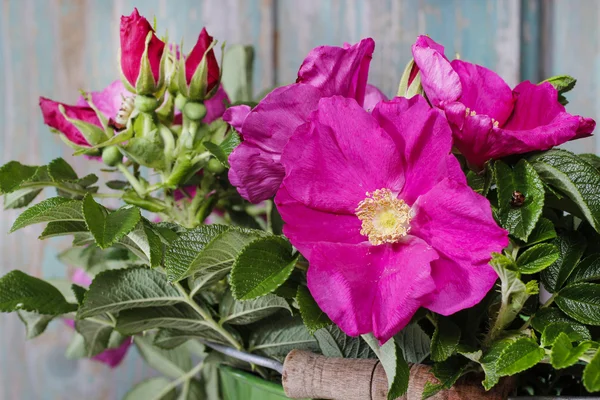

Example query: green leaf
[0,270,76,315]
[39,221,88,240]
[551,333,593,369]
[555,282,600,325]
[48,157,78,181]
[584,349,600,392]
[363,334,410,399]
[314,325,373,359]
[164,224,266,284]
[3,188,43,209]
[153,327,240,349]
[481,339,511,390]
[495,160,545,241]
[204,132,241,169]
[71,284,86,305]
[221,44,254,103]
[16,310,54,339]
[75,317,113,357]
[297,285,332,334]
[82,194,141,249]
[135,335,192,379]
[248,315,318,360]
[543,75,576,94]
[517,243,560,274]
[530,307,591,339]
[430,316,461,362]
[116,304,212,335]
[10,197,83,232]
[530,149,600,232]
[541,321,590,346]
[522,217,557,247]
[219,291,291,325]
[0,161,38,194]
[77,267,183,319]
[422,357,468,399]
[124,378,177,400]
[466,168,492,196]
[395,323,431,364]
[496,337,544,376]
[580,153,600,171]
[230,236,298,300]
[118,220,163,267]
[568,254,600,284]
[541,231,586,293]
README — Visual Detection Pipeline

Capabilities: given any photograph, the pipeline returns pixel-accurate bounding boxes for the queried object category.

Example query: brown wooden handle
[282,350,515,400]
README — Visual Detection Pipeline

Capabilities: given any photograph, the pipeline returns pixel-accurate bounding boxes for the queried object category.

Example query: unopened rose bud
[178,28,220,101]
[206,158,225,174]
[134,95,159,113]
[102,146,123,166]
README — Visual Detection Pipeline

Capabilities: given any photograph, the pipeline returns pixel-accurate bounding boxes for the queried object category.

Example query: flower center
[355,188,412,245]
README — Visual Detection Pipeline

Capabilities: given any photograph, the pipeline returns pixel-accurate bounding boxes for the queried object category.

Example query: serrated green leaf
[116,304,212,335]
[71,284,86,305]
[314,325,373,359]
[0,161,38,194]
[135,335,192,379]
[530,149,600,232]
[16,310,54,339]
[517,243,560,274]
[48,157,77,181]
[543,75,576,94]
[219,291,291,325]
[118,220,163,267]
[248,315,318,360]
[481,339,512,390]
[203,141,230,168]
[82,195,141,249]
[10,197,83,232]
[568,254,600,284]
[551,333,593,369]
[395,323,431,364]
[496,337,544,376]
[39,221,88,239]
[466,168,492,196]
[422,357,468,399]
[75,317,113,357]
[541,321,589,347]
[0,270,76,315]
[530,307,591,339]
[522,217,557,247]
[495,160,545,241]
[165,224,265,284]
[430,316,461,362]
[584,349,600,392]
[556,282,600,325]
[153,327,240,349]
[363,334,410,399]
[541,231,586,293]
[580,153,600,171]
[124,378,177,400]
[297,285,332,334]
[3,188,43,209]
[77,267,184,319]
[230,236,298,300]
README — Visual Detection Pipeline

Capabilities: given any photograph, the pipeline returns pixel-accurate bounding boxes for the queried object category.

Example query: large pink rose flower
[275,95,508,342]
[225,38,388,203]
[412,36,595,168]
[39,80,130,147]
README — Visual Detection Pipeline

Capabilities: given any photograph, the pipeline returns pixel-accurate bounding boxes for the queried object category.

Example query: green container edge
[218,365,312,400]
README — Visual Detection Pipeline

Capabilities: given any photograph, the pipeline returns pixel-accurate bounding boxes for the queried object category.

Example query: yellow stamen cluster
[465,107,500,127]
[355,188,412,246]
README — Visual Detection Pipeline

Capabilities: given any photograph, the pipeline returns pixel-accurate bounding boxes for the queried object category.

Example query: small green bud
[102,146,123,166]
[135,95,159,113]
[206,158,226,174]
[175,93,188,111]
[183,102,207,121]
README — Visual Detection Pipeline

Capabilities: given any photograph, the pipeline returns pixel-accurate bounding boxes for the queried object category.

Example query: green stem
[154,360,204,399]
[117,163,146,197]
[18,182,121,199]
[173,282,242,350]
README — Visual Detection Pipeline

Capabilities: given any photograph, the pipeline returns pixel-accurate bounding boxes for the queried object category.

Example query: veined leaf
[495,337,544,377]
[0,161,38,194]
[555,283,600,325]
[551,333,593,369]
[48,157,78,181]
[75,317,113,357]
[118,220,163,267]
[10,197,83,232]
[77,267,184,319]
[16,310,54,339]
[522,217,556,247]
[82,194,141,249]
[39,221,88,240]
[249,315,318,360]
[430,316,461,362]
[219,291,291,325]
[297,285,332,334]
[363,334,410,399]
[541,321,590,347]
[314,325,373,359]
[530,307,591,339]
[0,270,77,315]
[3,188,43,209]
[153,327,241,349]
[541,231,586,293]
[422,357,468,399]
[584,349,600,392]
[543,75,576,94]
[116,304,212,335]
[135,335,192,379]
[230,236,298,300]
[568,254,600,285]
[395,322,431,364]
[517,243,560,274]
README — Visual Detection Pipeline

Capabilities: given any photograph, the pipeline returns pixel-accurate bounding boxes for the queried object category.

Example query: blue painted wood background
[0,0,597,398]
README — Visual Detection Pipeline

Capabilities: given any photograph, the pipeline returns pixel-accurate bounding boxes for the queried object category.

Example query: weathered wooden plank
[0,1,274,399]
[276,0,522,96]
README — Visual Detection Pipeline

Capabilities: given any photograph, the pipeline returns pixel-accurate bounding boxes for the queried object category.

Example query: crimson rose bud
[179,28,220,100]
[120,8,166,95]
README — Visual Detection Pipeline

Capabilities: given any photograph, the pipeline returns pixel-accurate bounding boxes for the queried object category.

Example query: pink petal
[223,104,251,134]
[450,60,514,126]
[77,80,130,121]
[39,97,101,147]
[204,86,230,124]
[363,84,388,112]
[92,338,132,368]
[71,268,92,287]
[275,185,364,258]
[297,38,375,106]
[411,178,508,314]
[281,96,404,214]
[372,96,460,204]
[307,239,437,341]
[411,36,461,108]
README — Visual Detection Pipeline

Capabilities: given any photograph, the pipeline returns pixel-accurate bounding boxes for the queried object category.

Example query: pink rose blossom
[225,38,380,203]
[411,35,595,168]
[275,95,508,342]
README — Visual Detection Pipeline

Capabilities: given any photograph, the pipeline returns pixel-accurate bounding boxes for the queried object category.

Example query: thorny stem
[173,281,243,350]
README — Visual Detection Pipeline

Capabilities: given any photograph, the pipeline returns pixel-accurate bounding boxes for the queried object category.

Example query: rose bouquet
[1,8,600,400]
